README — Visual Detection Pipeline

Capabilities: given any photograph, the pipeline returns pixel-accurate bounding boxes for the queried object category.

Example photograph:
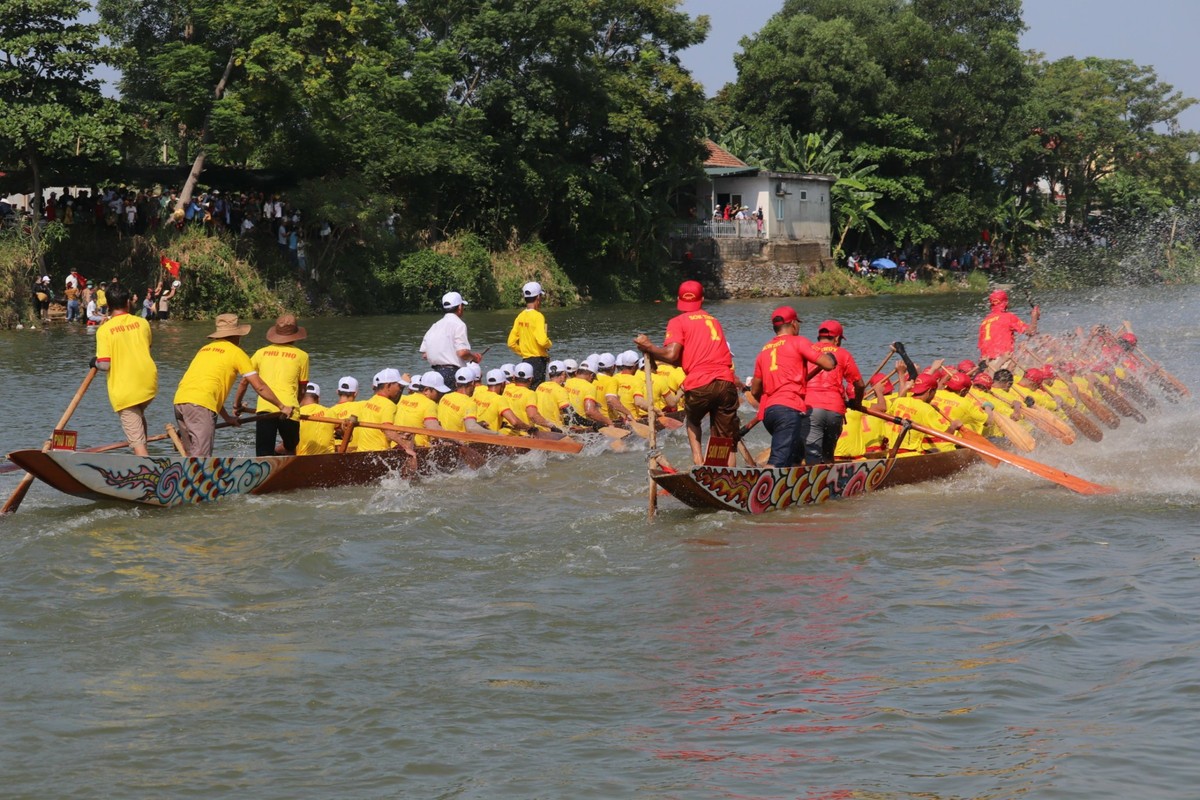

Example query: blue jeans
[805,407,845,465]
[762,404,809,468]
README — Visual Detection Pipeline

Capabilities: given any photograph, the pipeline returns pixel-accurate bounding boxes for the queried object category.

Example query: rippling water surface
[2,285,1199,798]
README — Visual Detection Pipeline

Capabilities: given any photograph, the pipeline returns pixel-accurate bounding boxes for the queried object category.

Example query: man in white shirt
[420,291,481,386]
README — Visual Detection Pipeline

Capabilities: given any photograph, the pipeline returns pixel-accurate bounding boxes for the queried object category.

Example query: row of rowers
[831,357,1135,460]
[287,354,689,456]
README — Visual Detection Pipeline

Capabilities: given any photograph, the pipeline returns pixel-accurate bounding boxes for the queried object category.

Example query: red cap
[771,306,799,325]
[946,373,972,392]
[1120,332,1137,346]
[677,280,704,312]
[870,373,894,395]
[1059,361,1077,374]
[817,319,844,339]
[910,374,939,395]
[989,289,1008,306]
[957,359,976,372]
[1041,365,1056,381]
[973,373,994,389]
[1024,368,1045,385]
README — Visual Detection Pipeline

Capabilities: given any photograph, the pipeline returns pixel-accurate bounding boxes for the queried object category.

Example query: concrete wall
[670,236,835,299]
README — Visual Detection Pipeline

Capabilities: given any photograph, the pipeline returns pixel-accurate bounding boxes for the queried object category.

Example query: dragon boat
[5,442,533,509]
[651,448,980,514]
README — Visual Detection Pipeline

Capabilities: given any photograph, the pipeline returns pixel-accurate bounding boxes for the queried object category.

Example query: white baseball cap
[578,355,600,374]
[548,360,566,375]
[373,368,403,387]
[467,362,482,381]
[454,367,474,385]
[420,370,451,394]
[513,362,534,380]
[616,350,639,367]
[305,382,321,398]
[408,373,423,390]
[441,291,467,310]
[337,376,359,394]
[485,369,506,386]
[562,358,578,375]
[597,352,616,370]
[522,281,543,299]
[500,363,516,378]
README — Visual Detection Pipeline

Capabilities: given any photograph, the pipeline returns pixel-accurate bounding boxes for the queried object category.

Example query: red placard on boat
[51,430,78,451]
[703,436,734,466]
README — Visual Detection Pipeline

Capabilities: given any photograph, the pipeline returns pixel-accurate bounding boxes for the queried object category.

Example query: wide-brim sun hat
[208,313,252,339]
[266,313,307,344]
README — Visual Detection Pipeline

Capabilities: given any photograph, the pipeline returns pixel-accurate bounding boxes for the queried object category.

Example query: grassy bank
[795,266,992,297]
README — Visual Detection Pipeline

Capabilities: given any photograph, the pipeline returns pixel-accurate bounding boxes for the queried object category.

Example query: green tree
[0,0,124,262]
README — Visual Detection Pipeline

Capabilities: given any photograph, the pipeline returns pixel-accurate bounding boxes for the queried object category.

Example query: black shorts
[683,380,740,439]
[256,416,300,456]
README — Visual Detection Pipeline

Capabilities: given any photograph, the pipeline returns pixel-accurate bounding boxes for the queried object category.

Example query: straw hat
[265,313,307,344]
[207,313,252,339]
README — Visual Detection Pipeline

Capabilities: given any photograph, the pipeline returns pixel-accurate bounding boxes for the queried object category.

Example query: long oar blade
[862,407,1117,496]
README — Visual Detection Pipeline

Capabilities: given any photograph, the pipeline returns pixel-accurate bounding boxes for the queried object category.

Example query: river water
[2,285,1198,799]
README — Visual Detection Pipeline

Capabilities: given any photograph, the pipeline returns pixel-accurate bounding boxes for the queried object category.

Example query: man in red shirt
[804,319,865,464]
[635,280,740,465]
[748,307,836,468]
[978,289,1038,360]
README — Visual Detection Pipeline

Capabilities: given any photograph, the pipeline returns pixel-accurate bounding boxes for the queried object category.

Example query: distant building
[669,141,837,299]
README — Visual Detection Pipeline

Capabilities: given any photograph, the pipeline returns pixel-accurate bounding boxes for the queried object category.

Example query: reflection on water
[1,286,1199,798]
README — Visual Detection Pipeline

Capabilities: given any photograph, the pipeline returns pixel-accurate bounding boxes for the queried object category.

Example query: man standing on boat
[234,313,310,456]
[634,280,743,466]
[804,319,864,465]
[748,307,836,468]
[421,291,481,388]
[173,315,294,457]
[978,289,1038,360]
[507,282,552,387]
[92,284,157,456]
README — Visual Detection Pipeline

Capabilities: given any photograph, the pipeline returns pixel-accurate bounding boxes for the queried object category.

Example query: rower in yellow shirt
[535,361,571,428]
[475,369,531,434]
[884,374,955,454]
[395,370,450,446]
[233,313,310,456]
[296,382,335,455]
[931,373,990,435]
[438,368,487,433]
[565,356,612,428]
[834,373,893,458]
[504,362,562,432]
[350,369,404,452]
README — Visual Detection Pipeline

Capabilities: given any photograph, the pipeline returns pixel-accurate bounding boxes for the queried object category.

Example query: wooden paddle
[860,406,1117,496]
[1007,388,1076,444]
[1120,320,1190,397]
[599,426,631,440]
[165,423,187,456]
[305,415,583,454]
[1074,381,1121,429]
[1059,402,1104,443]
[987,409,1037,453]
[3,367,98,514]
[1094,379,1146,423]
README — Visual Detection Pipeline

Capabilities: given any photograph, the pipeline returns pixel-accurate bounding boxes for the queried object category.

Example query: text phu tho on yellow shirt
[249,344,309,412]
[437,392,478,432]
[350,395,398,452]
[297,404,334,455]
[506,308,552,358]
[396,393,439,446]
[173,341,255,413]
[95,313,157,411]
[536,381,569,427]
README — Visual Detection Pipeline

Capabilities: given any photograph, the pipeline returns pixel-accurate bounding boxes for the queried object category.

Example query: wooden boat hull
[5,444,497,508]
[652,448,980,514]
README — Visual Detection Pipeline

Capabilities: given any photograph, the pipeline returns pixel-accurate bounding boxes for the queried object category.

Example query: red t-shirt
[752,334,826,414]
[978,310,1028,358]
[806,342,862,414]
[663,311,737,391]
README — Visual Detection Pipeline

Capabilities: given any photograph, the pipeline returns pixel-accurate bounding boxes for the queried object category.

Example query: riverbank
[1,222,1007,329]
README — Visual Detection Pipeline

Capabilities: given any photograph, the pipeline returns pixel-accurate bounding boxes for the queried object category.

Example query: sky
[676,0,1200,132]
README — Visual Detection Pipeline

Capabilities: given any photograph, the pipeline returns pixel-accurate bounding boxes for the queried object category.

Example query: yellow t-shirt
[885,395,954,452]
[249,344,309,413]
[173,340,255,413]
[474,388,507,432]
[437,391,478,432]
[564,377,597,418]
[297,404,334,455]
[503,384,539,426]
[95,312,157,411]
[931,389,989,435]
[95,288,107,308]
[536,381,569,426]
[321,400,360,452]
[615,372,642,418]
[350,394,398,452]
[506,308,552,358]
[396,393,439,446]
[593,373,620,417]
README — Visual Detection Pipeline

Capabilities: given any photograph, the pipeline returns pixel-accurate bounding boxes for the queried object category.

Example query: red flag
[160,255,180,277]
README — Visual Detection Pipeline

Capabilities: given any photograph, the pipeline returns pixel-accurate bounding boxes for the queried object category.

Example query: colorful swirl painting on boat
[82,457,275,506]
[691,458,893,514]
